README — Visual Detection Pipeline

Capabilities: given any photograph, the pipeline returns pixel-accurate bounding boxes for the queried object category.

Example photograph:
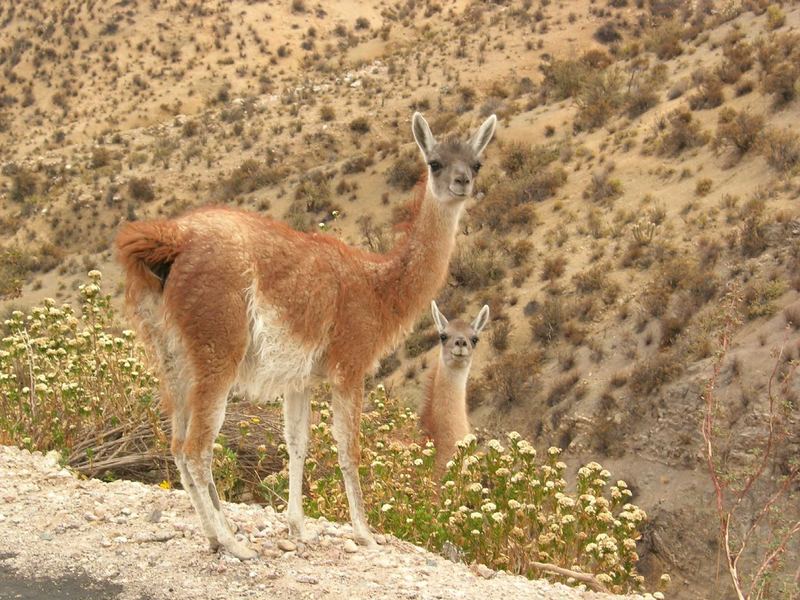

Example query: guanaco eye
[471,336,479,345]
[472,162,482,173]
[439,333,449,343]
[428,160,443,172]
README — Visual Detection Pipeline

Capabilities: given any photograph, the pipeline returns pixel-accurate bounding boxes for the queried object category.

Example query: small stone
[374,534,387,545]
[472,564,495,580]
[343,539,358,554]
[39,532,54,541]
[295,574,319,584]
[147,509,162,523]
[426,558,436,567]
[277,539,296,553]
[84,512,98,522]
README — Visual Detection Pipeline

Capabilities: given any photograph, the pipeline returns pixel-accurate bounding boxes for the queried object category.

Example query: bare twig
[703,287,800,599]
[529,560,609,593]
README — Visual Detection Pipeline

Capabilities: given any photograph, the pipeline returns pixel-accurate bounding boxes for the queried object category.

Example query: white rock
[343,539,358,553]
[277,539,296,552]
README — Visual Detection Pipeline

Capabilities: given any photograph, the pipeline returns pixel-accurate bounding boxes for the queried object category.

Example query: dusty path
[0,446,647,600]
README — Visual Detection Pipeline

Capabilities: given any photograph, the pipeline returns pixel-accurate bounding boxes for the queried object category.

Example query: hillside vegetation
[1,1,799,598]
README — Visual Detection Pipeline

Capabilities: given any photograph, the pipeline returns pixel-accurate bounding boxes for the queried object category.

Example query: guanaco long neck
[372,187,462,339]
[422,355,471,470]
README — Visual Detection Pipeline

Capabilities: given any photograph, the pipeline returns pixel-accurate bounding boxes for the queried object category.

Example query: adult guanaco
[115,113,497,558]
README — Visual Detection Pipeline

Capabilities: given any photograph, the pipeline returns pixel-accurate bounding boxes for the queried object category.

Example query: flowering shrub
[0,271,165,476]
[262,386,651,592]
[1,273,655,592]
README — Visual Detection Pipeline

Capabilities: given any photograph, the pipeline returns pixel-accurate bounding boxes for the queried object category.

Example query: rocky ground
[0,445,650,600]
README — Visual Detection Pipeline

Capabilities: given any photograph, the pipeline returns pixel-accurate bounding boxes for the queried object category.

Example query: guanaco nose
[454,337,469,348]
[454,172,471,186]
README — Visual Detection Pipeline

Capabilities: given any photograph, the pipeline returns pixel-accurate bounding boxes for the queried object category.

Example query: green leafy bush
[0,271,164,476]
[262,386,650,592]
[216,159,285,200]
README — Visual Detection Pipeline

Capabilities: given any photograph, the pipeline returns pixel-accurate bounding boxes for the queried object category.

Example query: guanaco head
[431,301,490,369]
[412,112,497,203]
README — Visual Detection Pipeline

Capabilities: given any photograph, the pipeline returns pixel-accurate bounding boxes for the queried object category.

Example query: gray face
[426,137,482,200]
[438,318,481,369]
[412,112,497,204]
[431,301,490,370]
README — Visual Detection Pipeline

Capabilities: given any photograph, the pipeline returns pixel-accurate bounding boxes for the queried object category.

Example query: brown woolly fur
[115,112,497,558]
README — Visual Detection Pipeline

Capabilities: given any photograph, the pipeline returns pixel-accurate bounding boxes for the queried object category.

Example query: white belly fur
[235,290,323,401]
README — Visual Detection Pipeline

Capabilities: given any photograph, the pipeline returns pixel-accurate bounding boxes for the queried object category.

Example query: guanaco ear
[471,305,490,334]
[431,300,449,334]
[469,114,497,156]
[412,112,436,162]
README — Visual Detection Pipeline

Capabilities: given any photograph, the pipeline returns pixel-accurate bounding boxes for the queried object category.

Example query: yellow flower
[159,480,171,490]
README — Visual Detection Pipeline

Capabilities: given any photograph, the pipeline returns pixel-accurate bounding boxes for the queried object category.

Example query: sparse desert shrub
[584,170,623,203]
[628,351,680,395]
[542,254,567,281]
[0,246,34,299]
[349,117,371,134]
[763,61,799,107]
[759,127,800,173]
[450,240,506,290]
[386,150,423,190]
[717,40,754,84]
[341,154,374,175]
[128,177,155,202]
[735,78,754,96]
[319,104,335,121]
[181,120,200,138]
[10,168,39,202]
[646,19,683,60]
[540,58,590,100]
[755,31,800,75]
[743,277,786,320]
[667,78,690,100]
[688,73,724,110]
[766,5,785,30]
[91,146,112,169]
[531,298,567,345]
[594,21,621,45]
[354,16,370,30]
[217,159,284,200]
[626,86,659,118]
[572,264,610,294]
[474,166,564,233]
[656,108,709,156]
[404,315,438,358]
[695,178,712,196]
[500,143,558,177]
[574,68,624,130]
[714,108,764,158]
[293,173,333,213]
[510,239,534,267]
[375,352,400,378]
[739,199,768,257]
[479,350,542,407]
[490,319,511,352]
[783,303,800,329]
